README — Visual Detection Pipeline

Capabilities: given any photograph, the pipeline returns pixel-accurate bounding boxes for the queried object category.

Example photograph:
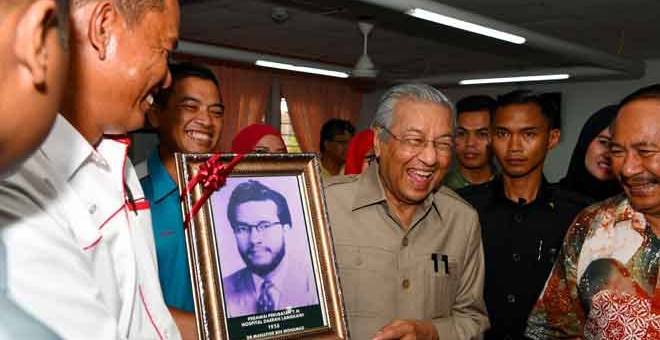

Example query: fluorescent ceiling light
[406,8,526,45]
[255,60,349,78]
[459,74,570,85]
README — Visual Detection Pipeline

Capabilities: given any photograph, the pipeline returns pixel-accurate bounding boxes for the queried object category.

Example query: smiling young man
[0,0,183,338]
[445,95,497,190]
[458,90,591,340]
[325,84,489,340]
[138,62,223,321]
[526,84,660,339]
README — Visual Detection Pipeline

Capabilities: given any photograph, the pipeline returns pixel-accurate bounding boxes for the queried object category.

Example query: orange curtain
[280,76,362,153]
[209,65,272,151]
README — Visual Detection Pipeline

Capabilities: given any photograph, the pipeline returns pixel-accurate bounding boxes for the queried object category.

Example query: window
[280,98,301,153]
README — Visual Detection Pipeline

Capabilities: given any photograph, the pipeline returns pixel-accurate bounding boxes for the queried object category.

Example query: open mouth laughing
[185,129,213,145]
[407,168,434,188]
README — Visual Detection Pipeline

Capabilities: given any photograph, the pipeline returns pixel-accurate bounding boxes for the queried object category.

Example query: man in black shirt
[458,90,591,340]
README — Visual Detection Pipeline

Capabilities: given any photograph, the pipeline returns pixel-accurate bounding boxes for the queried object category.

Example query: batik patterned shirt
[525,194,660,339]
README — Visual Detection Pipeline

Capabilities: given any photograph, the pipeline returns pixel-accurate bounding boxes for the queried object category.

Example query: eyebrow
[493,126,539,131]
[404,128,453,138]
[178,96,201,104]
[179,97,224,108]
[632,141,659,148]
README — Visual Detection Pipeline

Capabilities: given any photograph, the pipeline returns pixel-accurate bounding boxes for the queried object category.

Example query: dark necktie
[256,280,276,313]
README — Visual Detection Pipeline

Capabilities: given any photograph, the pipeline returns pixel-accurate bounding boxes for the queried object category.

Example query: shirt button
[512,253,521,262]
[402,279,410,289]
[506,294,516,303]
[88,204,97,214]
[513,213,523,223]
[42,178,55,192]
[401,237,409,247]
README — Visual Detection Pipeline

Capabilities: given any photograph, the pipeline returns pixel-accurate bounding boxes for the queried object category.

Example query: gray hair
[73,0,165,25]
[371,83,455,140]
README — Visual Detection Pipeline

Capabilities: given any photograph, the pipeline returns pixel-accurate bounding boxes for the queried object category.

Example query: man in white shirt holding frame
[0,0,186,338]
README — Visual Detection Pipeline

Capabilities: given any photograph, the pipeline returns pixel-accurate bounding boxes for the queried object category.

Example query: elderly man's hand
[372,319,439,340]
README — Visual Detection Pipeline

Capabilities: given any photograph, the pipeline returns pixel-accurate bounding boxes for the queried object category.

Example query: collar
[352,162,388,210]
[41,115,97,181]
[491,174,553,206]
[146,148,178,203]
[613,194,649,233]
[351,162,438,220]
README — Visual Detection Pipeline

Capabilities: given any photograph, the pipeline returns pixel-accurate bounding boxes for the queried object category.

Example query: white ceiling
[178,0,660,83]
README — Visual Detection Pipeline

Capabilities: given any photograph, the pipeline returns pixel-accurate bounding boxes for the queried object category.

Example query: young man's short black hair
[154,61,220,107]
[495,90,561,130]
[456,95,496,117]
[319,119,355,153]
[227,180,292,229]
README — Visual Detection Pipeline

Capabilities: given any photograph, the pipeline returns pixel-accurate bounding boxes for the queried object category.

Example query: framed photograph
[175,153,348,340]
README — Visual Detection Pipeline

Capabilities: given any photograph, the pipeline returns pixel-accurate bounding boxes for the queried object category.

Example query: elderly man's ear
[14,0,60,89]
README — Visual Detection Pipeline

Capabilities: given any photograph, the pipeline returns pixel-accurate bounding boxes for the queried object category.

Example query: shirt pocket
[335,244,397,316]
[424,254,459,318]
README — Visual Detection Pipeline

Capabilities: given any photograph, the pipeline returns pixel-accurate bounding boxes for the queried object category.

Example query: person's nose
[508,133,523,153]
[621,151,643,178]
[248,227,263,243]
[465,133,477,147]
[417,141,439,166]
[194,108,214,127]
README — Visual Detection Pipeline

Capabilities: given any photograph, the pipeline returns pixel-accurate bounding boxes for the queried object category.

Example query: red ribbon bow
[182,154,244,228]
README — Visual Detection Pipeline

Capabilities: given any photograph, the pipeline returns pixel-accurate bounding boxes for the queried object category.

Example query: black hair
[495,90,561,130]
[320,119,355,152]
[456,95,496,117]
[560,105,621,201]
[227,180,292,229]
[619,83,660,108]
[154,62,220,108]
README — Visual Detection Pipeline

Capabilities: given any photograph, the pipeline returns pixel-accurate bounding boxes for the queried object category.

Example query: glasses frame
[379,126,453,154]
[233,221,283,237]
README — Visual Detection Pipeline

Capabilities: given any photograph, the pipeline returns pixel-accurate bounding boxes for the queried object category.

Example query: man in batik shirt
[526,84,660,339]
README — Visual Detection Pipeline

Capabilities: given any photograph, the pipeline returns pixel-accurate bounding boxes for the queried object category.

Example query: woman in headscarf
[560,105,621,201]
[344,129,375,175]
[231,123,288,154]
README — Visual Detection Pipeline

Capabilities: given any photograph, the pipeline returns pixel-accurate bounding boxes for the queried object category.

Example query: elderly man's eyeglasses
[233,221,282,237]
[380,127,453,154]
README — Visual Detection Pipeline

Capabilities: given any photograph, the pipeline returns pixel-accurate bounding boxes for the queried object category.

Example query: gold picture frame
[175,153,348,340]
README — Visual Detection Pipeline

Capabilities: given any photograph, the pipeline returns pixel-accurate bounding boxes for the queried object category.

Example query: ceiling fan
[352,21,379,78]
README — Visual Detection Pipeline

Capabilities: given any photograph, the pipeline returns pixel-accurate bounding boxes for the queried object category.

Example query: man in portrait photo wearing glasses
[325,83,489,340]
[222,180,319,318]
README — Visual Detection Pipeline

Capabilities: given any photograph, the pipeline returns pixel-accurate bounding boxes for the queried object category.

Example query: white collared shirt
[0,115,181,340]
